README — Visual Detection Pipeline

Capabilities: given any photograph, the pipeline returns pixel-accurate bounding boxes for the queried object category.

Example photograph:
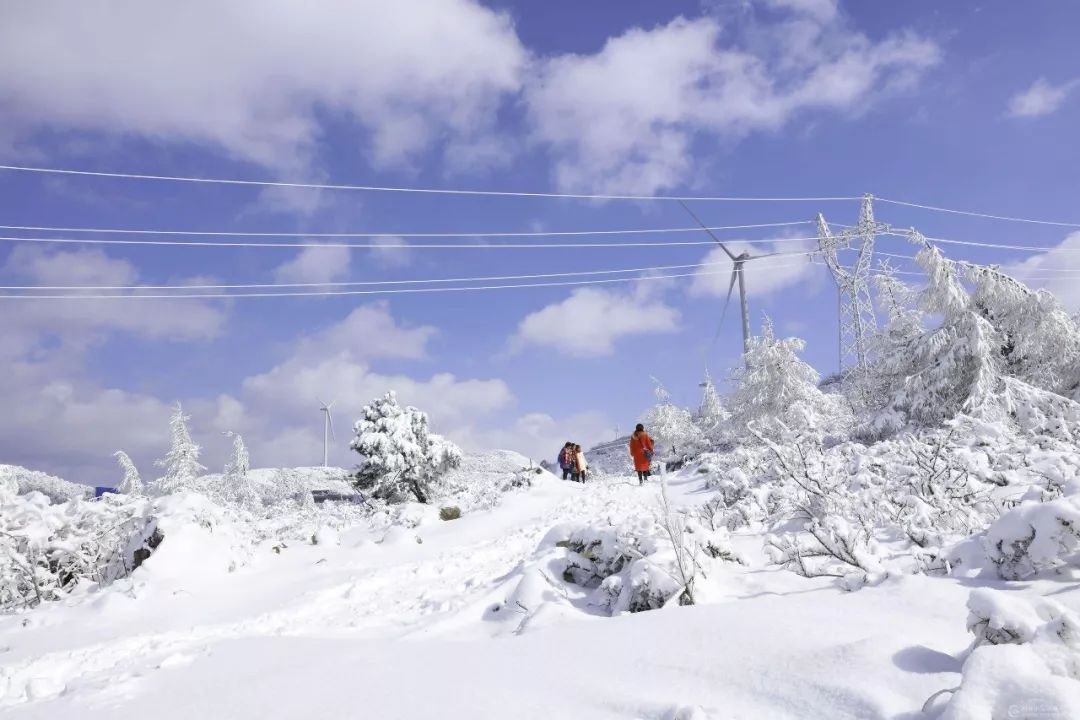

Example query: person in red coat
[629,423,655,485]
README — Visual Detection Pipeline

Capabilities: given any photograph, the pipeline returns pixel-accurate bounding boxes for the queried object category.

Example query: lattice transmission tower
[816,194,889,380]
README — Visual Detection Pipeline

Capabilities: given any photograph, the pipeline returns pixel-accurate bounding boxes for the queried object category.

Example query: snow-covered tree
[729,317,848,437]
[966,264,1080,399]
[222,432,259,510]
[350,392,462,504]
[868,241,1003,435]
[113,450,143,496]
[696,368,726,432]
[153,402,206,495]
[643,377,705,457]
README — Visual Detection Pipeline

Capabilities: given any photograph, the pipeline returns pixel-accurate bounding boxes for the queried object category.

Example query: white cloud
[689,238,820,298]
[273,243,351,285]
[1005,232,1080,309]
[525,12,939,194]
[1,246,226,360]
[511,285,681,357]
[368,236,414,269]
[761,0,838,22]
[0,0,526,172]
[1008,78,1078,118]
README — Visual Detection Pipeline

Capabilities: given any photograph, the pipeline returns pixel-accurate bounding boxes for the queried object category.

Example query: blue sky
[1,0,1078,484]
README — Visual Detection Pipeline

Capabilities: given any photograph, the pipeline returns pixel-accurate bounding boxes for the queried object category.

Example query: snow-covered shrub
[153,402,206,495]
[0,492,160,611]
[350,392,462,504]
[0,465,92,504]
[558,515,688,613]
[765,517,884,588]
[439,450,542,512]
[933,589,1080,719]
[114,451,143,495]
[557,494,740,614]
[729,318,850,439]
[982,494,1080,580]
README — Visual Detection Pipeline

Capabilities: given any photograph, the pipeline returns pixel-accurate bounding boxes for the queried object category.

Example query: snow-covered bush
[153,402,206,495]
[0,492,160,611]
[933,589,1080,719]
[556,492,740,614]
[0,465,92,504]
[438,450,541,512]
[350,392,462,504]
[982,494,1080,580]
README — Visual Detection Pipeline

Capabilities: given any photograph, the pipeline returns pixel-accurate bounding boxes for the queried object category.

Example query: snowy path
[0,472,988,718]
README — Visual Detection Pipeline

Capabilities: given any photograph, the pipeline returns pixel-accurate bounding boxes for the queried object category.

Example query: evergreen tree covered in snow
[350,392,462,504]
[153,403,206,495]
[729,317,848,437]
[222,432,259,510]
[113,450,143,495]
[696,368,726,432]
[966,264,1080,399]
[643,378,705,458]
[868,241,1004,435]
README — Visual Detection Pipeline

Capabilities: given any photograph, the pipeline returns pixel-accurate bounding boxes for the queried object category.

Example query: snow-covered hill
[3,444,1079,718]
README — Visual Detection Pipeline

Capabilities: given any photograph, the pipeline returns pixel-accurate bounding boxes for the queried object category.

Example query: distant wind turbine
[318,398,336,468]
[679,201,796,363]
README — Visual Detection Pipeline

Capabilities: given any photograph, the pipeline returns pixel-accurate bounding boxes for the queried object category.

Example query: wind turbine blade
[711,267,740,345]
[678,201,737,260]
[327,410,336,441]
[317,397,328,409]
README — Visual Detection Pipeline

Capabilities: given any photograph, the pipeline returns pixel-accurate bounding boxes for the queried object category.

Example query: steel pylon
[816,194,887,380]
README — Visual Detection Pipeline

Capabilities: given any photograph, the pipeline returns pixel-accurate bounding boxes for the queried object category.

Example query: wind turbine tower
[318,399,336,468]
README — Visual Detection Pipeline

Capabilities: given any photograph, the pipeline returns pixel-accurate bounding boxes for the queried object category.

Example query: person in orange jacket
[629,423,655,485]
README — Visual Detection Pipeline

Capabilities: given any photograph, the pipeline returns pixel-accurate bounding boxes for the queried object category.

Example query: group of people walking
[557,423,656,486]
[557,442,589,482]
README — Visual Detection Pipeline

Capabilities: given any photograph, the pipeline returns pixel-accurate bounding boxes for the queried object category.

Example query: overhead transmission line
[0,252,816,291]
[877,197,1080,229]
[0,261,819,300]
[879,230,1080,254]
[0,220,813,238]
[0,233,824,250]
[0,165,860,203]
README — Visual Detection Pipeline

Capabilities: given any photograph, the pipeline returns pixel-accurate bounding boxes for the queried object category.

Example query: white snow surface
[0,459,1076,719]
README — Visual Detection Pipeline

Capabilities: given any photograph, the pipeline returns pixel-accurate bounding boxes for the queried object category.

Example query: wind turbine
[318,398,336,468]
[678,201,759,359]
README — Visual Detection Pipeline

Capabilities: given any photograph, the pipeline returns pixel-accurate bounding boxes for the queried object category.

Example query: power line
[0,233,823,250]
[0,252,816,291]
[0,263,818,300]
[877,197,1080,229]
[0,220,813,238]
[0,164,861,203]
[880,230,1080,254]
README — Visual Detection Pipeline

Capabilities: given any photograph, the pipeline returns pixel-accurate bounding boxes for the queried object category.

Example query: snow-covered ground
[3,458,1074,719]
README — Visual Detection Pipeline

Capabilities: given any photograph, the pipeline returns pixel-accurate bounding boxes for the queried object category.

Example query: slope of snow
[1,461,1077,718]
